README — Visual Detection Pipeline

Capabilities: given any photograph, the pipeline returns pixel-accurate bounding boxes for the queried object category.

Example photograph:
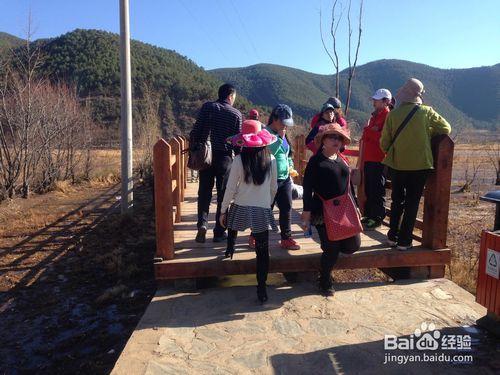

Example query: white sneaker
[397,244,413,251]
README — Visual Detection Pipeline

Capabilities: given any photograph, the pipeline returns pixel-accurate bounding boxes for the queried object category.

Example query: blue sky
[1,0,499,74]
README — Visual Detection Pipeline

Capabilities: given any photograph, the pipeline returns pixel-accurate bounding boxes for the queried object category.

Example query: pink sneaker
[280,238,301,250]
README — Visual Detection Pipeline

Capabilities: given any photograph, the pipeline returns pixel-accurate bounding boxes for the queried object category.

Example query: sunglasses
[324,134,343,141]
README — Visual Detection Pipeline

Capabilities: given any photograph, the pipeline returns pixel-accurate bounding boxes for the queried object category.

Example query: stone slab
[112,278,497,374]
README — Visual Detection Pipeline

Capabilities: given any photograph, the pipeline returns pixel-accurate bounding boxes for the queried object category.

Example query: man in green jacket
[380,78,451,250]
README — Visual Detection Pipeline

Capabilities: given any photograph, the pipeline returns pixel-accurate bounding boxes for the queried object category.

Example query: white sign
[486,249,500,279]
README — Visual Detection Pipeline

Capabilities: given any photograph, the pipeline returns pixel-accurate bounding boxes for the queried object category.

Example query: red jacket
[361,107,389,163]
[310,113,347,129]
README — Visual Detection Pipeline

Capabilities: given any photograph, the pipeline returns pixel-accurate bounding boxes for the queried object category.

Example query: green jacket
[380,104,451,170]
[266,127,294,180]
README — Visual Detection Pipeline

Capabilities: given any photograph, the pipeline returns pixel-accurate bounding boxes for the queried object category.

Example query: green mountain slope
[1,29,256,133]
[0,32,24,51]
[211,60,499,130]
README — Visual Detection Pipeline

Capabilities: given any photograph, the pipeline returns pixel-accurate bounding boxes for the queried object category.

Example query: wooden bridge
[152,134,454,281]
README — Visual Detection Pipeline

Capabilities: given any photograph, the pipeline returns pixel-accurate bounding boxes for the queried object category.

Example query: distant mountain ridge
[0,32,24,51]
[210,60,499,130]
[1,31,498,131]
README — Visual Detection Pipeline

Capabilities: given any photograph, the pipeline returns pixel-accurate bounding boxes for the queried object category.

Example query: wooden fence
[153,133,454,260]
[153,135,188,260]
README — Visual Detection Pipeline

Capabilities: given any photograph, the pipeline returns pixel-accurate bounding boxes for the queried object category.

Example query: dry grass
[52,180,76,194]
[444,140,498,294]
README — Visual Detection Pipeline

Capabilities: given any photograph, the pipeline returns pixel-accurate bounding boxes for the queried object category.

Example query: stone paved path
[112,278,498,374]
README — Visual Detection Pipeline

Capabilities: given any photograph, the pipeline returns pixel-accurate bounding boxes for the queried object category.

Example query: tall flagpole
[119,0,133,213]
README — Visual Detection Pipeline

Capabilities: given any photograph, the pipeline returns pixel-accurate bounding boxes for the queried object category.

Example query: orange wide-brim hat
[314,122,351,148]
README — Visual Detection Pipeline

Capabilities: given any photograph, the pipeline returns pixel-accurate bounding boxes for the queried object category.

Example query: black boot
[225,247,234,259]
[257,284,268,303]
[225,229,237,259]
[254,231,269,303]
[318,274,335,297]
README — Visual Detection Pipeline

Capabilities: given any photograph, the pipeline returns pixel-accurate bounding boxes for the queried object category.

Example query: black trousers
[315,225,361,288]
[388,169,430,246]
[228,229,269,286]
[363,161,386,221]
[197,152,232,237]
[272,177,292,240]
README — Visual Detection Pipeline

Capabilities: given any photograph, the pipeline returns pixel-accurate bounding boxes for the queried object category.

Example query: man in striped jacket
[190,83,242,243]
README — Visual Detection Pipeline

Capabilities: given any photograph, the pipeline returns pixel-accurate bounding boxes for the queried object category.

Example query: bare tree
[320,0,343,98]
[485,142,500,186]
[455,151,482,193]
[134,84,161,183]
[8,13,45,197]
[345,0,363,116]
[319,0,364,116]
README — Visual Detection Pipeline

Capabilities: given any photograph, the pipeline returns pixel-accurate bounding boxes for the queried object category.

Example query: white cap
[372,88,392,101]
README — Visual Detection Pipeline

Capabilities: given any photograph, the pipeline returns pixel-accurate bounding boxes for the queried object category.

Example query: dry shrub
[134,85,161,183]
[0,43,95,202]
[53,180,76,194]
[89,173,120,187]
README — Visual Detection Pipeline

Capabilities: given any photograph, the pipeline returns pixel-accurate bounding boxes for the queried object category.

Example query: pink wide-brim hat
[227,119,278,148]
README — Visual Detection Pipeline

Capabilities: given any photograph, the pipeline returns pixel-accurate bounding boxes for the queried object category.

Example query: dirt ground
[0,180,157,373]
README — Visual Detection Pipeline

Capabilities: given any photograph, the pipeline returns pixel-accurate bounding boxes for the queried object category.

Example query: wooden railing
[153,133,453,261]
[292,133,454,249]
[153,135,188,260]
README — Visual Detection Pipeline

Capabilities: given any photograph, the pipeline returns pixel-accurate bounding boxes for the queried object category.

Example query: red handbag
[317,157,363,241]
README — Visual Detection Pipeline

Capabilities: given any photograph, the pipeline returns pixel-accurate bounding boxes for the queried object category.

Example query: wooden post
[170,137,182,223]
[422,135,454,249]
[293,136,300,184]
[356,145,366,214]
[299,134,306,185]
[176,136,185,201]
[181,135,188,188]
[293,134,306,185]
[153,139,174,260]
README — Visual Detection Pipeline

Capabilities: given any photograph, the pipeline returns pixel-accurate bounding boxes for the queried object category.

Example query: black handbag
[185,140,211,171]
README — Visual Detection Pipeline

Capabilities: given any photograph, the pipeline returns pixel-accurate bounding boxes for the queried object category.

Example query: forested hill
[0,29,257,134]
[211,60,500,130]
[1,30,497,131]
[0,32,24,51]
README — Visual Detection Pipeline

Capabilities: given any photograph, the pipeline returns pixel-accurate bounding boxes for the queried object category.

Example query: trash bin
[480,190,500,231]
[476,190,500,334]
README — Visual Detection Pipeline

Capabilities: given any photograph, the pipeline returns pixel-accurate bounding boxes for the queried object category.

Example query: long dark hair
[240,147,271,185]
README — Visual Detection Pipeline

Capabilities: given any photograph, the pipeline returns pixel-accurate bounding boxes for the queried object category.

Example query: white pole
[119,0,133,213]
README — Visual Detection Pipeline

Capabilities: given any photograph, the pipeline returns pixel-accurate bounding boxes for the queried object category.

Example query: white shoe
[397,244,413,251]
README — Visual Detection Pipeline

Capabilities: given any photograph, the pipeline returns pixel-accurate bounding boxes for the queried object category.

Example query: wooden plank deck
[154,182,451,280]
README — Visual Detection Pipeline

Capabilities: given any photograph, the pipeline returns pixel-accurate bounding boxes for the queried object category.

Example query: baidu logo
[414,322,440,350]
[383,322,474,365]
[384,322,471,351]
